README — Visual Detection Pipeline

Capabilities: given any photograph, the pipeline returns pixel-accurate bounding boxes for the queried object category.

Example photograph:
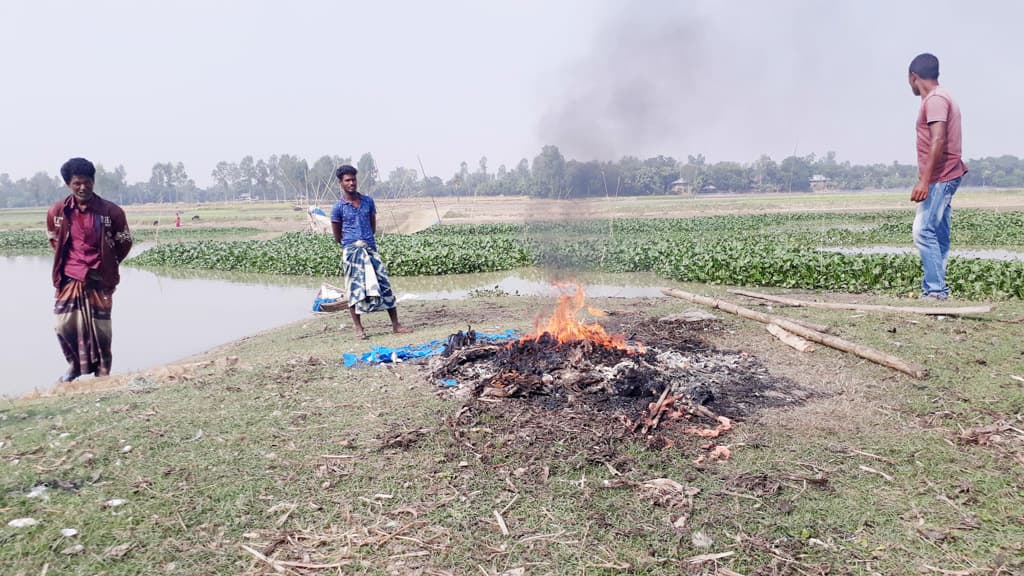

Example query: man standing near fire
[907,53,968,301]
[330,164,411,340]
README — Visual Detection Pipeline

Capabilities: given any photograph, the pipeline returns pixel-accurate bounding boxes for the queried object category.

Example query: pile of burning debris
[430,286,801,457]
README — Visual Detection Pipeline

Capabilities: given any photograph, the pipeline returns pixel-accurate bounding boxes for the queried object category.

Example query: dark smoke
[539,6,711,160]
[538,1,840,163]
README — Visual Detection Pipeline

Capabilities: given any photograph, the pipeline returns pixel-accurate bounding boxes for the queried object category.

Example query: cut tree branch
[662,288,928,379]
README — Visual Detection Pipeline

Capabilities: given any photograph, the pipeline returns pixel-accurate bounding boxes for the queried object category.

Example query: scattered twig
[838,446,897,464]
[600,460,622,476]
[517,530,567,545]
[275,559,350,569]
[493,510,510,536]
[369,520,427,547]
[273,503,297,528]
[920,564,975,575]
[240,544,286,574]
[686,551,735,564]
[500,494,520,516]
[585,562,633,570]
[858,465,894,482]
[720,489,764,507]
[388,550,430,560]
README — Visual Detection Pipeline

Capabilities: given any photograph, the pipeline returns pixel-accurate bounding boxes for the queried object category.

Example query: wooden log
[728,289,993,316]
[781,317,833,334]
[766,323,815,352]
[661,288,929,379]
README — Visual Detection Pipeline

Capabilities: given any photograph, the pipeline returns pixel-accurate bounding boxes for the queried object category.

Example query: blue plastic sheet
[342,329,519,368]
[312,296,339,312]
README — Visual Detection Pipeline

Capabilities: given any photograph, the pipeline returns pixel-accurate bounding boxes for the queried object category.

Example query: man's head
[908,53,940,96]
[336,164,358,194]
[60,157,96,205]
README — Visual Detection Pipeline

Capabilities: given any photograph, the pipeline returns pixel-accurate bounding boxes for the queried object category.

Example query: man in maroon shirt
[46,158,133,382]
[908,53,967,300]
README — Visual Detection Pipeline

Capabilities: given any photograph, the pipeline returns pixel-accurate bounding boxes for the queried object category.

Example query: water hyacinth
[125,212,1024,299]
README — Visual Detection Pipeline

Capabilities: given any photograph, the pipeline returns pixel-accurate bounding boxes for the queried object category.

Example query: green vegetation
[129,232,535,276]
[0,230,49,253]
[0,227,267,255]
[127,210,1024,299]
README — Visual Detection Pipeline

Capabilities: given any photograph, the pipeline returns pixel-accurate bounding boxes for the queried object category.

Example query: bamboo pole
[766,323,815,352]
[780,317,833,334]
[661,288,929,379]
[727,289,993,316]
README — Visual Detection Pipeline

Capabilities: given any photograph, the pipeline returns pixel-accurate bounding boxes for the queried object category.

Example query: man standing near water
[47,158,133,381]
[330,164,411,340]
[908,53,968,300]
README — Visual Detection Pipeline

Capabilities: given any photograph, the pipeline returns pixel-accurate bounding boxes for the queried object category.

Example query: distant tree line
[2,147,1022,208]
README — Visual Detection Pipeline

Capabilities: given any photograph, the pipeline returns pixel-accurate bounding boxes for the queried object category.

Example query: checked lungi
[54,275,114,376]
[342,240,397,315]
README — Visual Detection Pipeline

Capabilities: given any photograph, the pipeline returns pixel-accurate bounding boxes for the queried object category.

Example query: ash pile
[428,288,808,451]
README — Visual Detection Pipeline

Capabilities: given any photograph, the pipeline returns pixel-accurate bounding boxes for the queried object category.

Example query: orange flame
[524,284,644,353]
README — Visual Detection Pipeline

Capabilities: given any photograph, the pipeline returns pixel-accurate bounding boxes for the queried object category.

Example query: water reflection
[393,268,668,300]
[1,255,315,397]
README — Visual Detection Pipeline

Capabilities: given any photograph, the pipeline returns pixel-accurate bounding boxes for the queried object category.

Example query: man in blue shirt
[330,165,411,340]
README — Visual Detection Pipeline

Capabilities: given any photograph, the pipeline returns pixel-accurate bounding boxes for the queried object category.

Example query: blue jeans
[912,177,961,297]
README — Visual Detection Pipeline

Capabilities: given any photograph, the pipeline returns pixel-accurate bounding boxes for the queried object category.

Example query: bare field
[7,188,1021,233]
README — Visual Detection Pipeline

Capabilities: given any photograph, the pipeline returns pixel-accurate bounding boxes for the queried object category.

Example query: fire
[523,284,644,353]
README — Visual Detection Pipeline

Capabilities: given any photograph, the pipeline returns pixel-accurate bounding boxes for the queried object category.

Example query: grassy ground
[2,288,1022,575]
[3,194,1022,574]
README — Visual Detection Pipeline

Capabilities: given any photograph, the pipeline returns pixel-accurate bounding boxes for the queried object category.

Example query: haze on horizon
[1,0,1021,187]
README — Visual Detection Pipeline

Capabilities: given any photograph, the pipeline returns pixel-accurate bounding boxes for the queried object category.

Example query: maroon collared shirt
[64,205,102,281]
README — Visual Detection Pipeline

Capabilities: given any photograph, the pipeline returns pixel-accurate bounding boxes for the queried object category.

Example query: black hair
[335,164,358,179]
[909,53,939,81]
[60,157,96,184]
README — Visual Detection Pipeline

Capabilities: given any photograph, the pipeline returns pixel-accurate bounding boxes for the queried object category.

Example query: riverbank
[3,288,1022,574]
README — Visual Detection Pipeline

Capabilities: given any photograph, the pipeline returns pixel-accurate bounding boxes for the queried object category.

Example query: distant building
[809,174,832,192]
[670,178,693,195]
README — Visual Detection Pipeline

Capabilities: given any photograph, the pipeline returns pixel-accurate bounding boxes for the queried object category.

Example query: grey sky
[1,1,1020,187]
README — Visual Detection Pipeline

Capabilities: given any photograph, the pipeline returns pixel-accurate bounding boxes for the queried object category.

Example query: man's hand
[911,179,930,203]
